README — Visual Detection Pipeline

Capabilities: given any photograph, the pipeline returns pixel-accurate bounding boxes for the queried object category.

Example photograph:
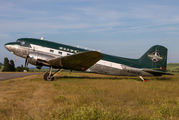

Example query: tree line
[0,62,3,66]
[0,62,3,70]
[1,57,29,72]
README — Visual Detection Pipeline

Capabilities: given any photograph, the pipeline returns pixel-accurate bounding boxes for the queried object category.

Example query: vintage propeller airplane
[4,38,172,81]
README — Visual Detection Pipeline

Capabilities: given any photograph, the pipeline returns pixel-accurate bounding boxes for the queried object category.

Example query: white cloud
[128,5,179,25]
[1,1,179,34]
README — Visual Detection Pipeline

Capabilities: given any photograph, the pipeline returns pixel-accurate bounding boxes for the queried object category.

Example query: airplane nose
[5,44,9,50]
[4,43,12,51]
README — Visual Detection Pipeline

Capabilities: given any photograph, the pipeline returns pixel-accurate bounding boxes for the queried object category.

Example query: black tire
[44,72,54,81]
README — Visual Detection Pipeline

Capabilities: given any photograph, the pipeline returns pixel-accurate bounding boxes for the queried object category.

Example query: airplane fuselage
[5,38,170,80]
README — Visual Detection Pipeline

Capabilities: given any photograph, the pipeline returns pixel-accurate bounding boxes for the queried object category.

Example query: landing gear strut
[44,66,63,81]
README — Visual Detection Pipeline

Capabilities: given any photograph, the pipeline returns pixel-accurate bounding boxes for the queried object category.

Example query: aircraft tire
[44,72,54,81]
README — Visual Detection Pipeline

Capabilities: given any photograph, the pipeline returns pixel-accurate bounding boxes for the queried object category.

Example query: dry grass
[0,72,179,119]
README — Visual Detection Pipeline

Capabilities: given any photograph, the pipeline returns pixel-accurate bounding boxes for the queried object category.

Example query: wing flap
[47,51,103,71]
[142,68,173,76]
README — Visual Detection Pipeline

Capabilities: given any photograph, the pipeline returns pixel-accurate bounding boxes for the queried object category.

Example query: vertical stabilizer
[138,45,168,71]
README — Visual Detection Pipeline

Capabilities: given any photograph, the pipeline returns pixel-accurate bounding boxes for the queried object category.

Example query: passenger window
[67,53,71,56]
[58,51,62,55]
[50,50,54,53]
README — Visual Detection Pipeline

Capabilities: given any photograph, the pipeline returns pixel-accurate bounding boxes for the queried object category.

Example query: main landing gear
[44,66,63,81]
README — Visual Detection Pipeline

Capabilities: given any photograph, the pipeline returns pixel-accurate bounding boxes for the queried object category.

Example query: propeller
[25,56,29,68]
[14,56,18,62]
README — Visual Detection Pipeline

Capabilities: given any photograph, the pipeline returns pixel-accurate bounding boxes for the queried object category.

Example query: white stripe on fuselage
[30,44,123,70]
[96,60,123,70]
[30,44,73,56]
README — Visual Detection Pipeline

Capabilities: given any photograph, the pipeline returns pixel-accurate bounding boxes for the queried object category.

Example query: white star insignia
[148,51,163,62]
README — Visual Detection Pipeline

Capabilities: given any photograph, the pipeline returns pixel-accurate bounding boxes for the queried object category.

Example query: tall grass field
[0,71,179,120]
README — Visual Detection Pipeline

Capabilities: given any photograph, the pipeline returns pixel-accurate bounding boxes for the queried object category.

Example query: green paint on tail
[138,45,167,71]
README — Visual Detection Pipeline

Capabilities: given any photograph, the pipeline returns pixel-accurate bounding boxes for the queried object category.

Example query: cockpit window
[15,40,26,46]
[16,40,20,43]
[21,41,25,45]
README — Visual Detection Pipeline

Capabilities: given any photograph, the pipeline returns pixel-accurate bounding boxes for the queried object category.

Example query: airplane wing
[142,68,173,76]
[47,51,103,71]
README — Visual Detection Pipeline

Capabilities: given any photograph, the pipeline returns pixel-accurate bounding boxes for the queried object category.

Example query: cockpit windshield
[16,40,25,45]
[16,40,20,43]
[21,41,25,45]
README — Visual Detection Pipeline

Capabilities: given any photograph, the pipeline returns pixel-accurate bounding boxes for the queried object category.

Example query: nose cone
[4,43,11,51]
[4,42,16,51]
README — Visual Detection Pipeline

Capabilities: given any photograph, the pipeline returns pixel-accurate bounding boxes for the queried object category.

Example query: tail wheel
[44,72,54,81]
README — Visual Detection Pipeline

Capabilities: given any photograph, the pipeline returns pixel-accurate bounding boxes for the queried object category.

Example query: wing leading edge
[47,51,103,71]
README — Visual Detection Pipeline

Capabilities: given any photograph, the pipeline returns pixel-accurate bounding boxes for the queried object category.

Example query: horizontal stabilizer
[142,68,173,76]
[47,51,103,71]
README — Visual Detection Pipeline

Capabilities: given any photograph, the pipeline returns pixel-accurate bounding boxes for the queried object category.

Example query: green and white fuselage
[5,38,172,81]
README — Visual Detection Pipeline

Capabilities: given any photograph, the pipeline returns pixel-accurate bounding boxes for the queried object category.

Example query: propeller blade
[27,62,29,67]
[25,55,30,68]
[25,58,28,68]
[14,56,18,62]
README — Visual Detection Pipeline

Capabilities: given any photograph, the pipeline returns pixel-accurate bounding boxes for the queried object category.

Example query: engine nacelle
[27,52,55,66]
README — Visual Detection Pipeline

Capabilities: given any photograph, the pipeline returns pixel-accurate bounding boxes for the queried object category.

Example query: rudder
[138,45,168,71]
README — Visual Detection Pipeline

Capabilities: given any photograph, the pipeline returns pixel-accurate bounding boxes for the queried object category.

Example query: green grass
[167,63,179,70]
[167,63,179,73]
[0,72,179,119]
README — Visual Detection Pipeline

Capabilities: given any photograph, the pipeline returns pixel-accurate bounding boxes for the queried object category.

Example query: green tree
[9,60,15,71]
[2,57,10,72]
[16,64,29,72]
[0,62,3,66]
[16,66,22,72]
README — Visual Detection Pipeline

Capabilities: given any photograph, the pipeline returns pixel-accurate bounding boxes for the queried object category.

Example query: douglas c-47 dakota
[5,38,172,81]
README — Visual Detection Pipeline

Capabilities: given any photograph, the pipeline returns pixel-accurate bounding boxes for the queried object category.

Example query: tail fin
[138,45,168,71]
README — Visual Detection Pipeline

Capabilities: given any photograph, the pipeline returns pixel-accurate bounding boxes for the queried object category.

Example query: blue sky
[1,0,179,66]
